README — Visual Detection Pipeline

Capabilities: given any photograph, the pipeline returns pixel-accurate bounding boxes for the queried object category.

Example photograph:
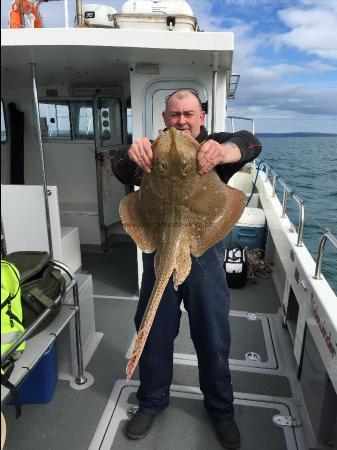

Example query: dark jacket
[111,126,262,185]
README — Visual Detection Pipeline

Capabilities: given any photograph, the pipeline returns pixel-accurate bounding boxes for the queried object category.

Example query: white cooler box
[229,207,266,250]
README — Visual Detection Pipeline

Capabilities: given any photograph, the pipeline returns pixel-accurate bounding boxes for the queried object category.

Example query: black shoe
[126,411,155,440]
[212,419,241,449]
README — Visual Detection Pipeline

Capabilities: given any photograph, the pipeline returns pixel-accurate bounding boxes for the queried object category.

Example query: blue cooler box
[9,342,57,405]
[229,207,266,250]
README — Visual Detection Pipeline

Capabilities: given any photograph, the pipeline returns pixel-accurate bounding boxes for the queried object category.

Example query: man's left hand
[197,140,242,174]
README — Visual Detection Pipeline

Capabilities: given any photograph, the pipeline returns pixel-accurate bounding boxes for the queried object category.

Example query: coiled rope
[246,248,272,280]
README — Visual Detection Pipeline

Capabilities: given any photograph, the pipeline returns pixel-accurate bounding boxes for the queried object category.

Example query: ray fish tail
[126,237,179,381]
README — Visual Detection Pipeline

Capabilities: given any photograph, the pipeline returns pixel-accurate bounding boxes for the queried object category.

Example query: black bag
[224,248,248,289]
[3,252,66,337]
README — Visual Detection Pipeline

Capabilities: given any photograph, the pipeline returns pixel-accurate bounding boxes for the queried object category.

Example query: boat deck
[2,242,328,449]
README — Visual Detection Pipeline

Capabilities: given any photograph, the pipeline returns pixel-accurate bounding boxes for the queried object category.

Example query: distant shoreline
[256,132,337,137]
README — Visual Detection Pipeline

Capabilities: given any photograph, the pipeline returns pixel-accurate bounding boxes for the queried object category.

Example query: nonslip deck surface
[91,383,298,450]
[81,243,138,297]
[2,251,312,450]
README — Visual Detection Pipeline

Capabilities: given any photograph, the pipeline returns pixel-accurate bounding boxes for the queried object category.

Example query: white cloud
[306,60,337,73]
[239,63,306,85]
[234,83,337,116]
[276,1,337,60]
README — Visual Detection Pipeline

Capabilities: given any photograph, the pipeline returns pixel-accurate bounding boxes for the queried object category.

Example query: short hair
[165,89,203,111]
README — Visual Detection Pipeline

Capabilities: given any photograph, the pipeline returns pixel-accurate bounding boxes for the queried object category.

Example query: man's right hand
[128,138,153,173]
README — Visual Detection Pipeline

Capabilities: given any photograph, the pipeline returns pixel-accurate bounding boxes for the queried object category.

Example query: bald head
[162,89,205,138]
[165,90,203,112]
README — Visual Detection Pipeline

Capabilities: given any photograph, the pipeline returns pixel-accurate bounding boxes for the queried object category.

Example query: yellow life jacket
[1,260,26,359]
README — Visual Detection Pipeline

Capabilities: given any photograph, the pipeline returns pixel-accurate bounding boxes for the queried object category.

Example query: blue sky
[1,0,337,133]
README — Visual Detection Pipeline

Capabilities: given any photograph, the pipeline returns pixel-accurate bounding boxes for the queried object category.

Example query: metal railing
[314,231,337,280]
[227,116,255,134]
[262,161,305,247]
[259,160,337,282]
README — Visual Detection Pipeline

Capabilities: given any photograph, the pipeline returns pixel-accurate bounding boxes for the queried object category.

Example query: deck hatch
[89,381,302,450]
[127,311,278,369]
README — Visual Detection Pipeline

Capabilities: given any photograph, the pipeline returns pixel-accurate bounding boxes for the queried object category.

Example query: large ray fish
[119,127,246,380]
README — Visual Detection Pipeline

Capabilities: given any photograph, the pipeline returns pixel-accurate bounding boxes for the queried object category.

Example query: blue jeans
[134,240,234,421]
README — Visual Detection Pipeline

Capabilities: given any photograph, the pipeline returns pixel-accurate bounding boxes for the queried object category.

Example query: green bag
[4,252,66,338]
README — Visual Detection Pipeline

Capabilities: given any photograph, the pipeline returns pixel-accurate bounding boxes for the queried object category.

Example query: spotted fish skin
[119,127,246,380]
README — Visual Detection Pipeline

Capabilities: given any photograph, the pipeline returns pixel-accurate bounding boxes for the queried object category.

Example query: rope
[246,248,272,280]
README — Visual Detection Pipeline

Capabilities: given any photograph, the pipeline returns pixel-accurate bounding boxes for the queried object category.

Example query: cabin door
[92,94,125,234]
[144,80,207,140]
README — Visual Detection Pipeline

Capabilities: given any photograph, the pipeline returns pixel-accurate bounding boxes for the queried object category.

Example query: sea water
[257,135,337,294]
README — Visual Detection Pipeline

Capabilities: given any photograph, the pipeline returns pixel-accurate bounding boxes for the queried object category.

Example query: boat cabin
[1,1,336,449]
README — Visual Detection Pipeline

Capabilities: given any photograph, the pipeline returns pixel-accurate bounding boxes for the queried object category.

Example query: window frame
[39,97,95,143]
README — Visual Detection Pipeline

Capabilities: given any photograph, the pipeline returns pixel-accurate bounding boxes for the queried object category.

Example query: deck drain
[247,313,258,321]
[126,406,139,418]
[272,415,302,428]
[245,351,261,361]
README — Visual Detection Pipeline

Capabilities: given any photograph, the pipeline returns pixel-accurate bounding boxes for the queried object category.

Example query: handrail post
[264,165,269,182]
[292,194,304,247]
[51,260,87,385]
[30,63,53,259]
[270,169,278,197]
[314,231,337,280]
[211,52,219,133]
[282,189,289,218]
[76,0,83,27]
[279,180,293,218]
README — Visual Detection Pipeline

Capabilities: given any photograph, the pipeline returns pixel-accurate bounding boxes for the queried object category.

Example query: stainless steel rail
[260,161,304,246]
[227,116,255,134]
[278,179,293,218]
[31,63,53,259]
[292,194,305,247]
[1,261,87,386]
[314,232,337,280]
[211,52,219,134]
[75,0,83,27]
[50,260,87,385]
[270,169,279,198]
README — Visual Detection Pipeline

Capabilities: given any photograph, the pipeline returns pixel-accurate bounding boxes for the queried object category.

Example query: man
[112,90,262,449]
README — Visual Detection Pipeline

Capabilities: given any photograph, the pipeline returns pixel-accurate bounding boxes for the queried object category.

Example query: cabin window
[1,101,7,143]
[39,99,122,143]
[39,101,71,139]
[71,100,94,140]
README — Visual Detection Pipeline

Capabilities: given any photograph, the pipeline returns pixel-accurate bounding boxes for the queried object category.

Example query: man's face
[162,94,205,138]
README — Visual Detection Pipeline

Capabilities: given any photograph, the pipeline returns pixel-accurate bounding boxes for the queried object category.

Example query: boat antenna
[75,0,83,27]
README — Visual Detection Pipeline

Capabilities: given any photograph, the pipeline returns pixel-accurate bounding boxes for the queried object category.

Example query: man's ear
[200,111,206,123]
[162,111,166,123]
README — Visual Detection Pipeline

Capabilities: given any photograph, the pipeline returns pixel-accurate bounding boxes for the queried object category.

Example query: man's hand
[197,140,242,174]
[128,138,153,173]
